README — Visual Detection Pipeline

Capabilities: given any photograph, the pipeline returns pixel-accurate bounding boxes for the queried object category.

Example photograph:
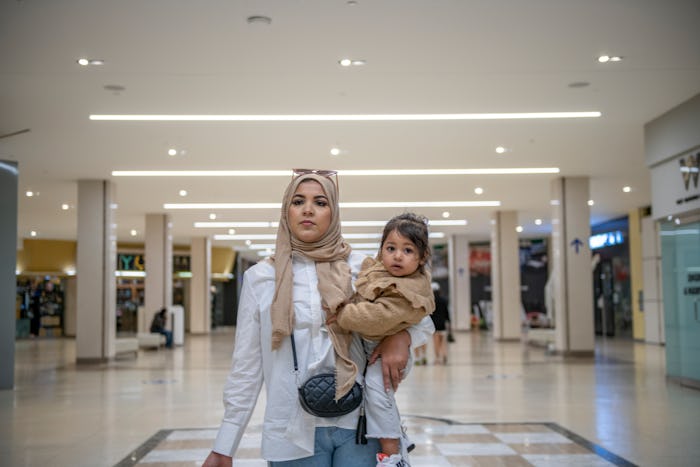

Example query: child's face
[379,229,423,277]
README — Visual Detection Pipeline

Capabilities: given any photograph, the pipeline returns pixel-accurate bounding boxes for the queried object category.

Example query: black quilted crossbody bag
[291,334,367,425]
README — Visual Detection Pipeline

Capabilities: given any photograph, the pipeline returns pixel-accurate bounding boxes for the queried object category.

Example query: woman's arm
[369,316,434,392]
[209,271,265,460]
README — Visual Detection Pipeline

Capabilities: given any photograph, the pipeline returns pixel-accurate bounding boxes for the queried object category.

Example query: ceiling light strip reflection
[92,112,600,121]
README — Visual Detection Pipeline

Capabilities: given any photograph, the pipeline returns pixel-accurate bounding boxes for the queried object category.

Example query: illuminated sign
[589,231,624,250]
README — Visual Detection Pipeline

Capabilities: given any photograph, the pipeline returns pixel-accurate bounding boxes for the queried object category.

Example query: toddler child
[330,212,435,467]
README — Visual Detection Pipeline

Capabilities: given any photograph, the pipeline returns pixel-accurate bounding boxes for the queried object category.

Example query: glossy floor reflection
[2,329,700,466]
[119,420,635,466]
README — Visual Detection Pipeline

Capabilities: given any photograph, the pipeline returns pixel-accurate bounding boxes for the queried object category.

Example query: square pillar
[76,180,117,362]
[490,211,522,340]
[550,177,594,356]
[0,160,18,389]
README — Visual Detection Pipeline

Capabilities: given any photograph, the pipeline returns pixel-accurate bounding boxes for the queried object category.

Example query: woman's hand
[369,330,411,392]
[202,451,232,467]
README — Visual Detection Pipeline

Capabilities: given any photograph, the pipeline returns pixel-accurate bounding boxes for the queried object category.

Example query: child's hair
[379,212,431,272]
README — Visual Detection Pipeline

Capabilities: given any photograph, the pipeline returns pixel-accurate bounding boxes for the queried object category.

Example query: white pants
[362,339,412,440]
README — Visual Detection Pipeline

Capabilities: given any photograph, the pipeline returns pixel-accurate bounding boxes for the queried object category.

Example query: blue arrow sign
[570,238,584,254]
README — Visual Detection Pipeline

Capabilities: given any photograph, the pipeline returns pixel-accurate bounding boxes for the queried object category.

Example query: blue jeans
[269,427,380,467]
[159,329,173,348]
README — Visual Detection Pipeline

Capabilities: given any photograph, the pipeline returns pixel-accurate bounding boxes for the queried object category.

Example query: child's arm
[335,292,428,338]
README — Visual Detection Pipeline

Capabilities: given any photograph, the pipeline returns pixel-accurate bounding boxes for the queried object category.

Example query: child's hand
[326,313,338,325]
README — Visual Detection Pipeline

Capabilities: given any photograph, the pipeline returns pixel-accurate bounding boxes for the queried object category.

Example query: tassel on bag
[356,405,367,445]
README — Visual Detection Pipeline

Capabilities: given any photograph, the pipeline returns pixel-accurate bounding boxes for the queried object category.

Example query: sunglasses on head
[292,168,339,189]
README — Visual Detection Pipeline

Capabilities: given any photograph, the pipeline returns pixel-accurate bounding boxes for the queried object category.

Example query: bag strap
[290,334,301,387]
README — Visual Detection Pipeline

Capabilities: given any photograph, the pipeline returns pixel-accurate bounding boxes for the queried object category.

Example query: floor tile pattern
[117,417,637,467]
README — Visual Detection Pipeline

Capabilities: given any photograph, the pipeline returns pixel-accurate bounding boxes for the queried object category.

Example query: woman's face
[287,180,332,243]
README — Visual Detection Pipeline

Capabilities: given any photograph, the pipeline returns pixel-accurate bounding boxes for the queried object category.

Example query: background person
[202,170,433,467]
[430,283,449,365]
[150,307,173,348]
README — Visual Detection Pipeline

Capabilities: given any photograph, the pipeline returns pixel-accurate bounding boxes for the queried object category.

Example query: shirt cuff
[212,420,245,457]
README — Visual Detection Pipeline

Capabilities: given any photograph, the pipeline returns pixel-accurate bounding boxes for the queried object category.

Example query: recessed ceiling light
[474,187,484,195]
[516,226,524,233]
[247,15,272,25]
[588,199,595,206]
[168,148,178,156]
[351,60,366,66]
[534,219,542,225]
[25,190,34,197]
[77,58,104,66]
[30,230,37,237]
[228,228,236,235]
[61,203,70,210]
[622,186,631,193]
[103,84,125,92]
[209,213,217,220]
[568,81,590,88]
[442,211,450,218]
[330,147,341,156]
[130,229,138,236]
[598,55,623,63]
[495,146,506,154]
[179,189,188,197]
[674,218,681,225]
[339,59,352,67]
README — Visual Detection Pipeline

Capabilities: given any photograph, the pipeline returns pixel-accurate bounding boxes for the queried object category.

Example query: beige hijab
[270,173,358,399]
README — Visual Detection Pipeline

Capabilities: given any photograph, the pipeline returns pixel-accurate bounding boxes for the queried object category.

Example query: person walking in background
[331,212,435,467]
[150,307,173,348]
[430,283,450,365]
[413,343,428,366]
[202,170,433,467]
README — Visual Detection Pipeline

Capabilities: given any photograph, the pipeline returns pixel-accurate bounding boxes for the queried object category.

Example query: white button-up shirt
[212,251,434,462]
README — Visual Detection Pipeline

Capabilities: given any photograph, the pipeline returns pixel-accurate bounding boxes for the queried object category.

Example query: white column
[144,214,172,326]
[490,211,521,340]
[642,217,665,344]
[76,180,117,363]
[449,234,471,330]
[0,160,18,388]
[550,177,594,356]
[189,236,211,334]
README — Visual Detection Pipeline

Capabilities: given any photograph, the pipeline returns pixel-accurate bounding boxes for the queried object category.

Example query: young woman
[202,170,433,467]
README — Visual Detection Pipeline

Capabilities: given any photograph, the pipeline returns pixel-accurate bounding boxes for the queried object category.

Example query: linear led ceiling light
[92,112,600,121]
[113,168,559,177]
[167,201,499,210]
[194,219,468,228]
[216,232,446,241]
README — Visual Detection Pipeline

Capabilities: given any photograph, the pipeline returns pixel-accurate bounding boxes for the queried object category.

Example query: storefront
[646,93,700,388]
[590,217,632,338]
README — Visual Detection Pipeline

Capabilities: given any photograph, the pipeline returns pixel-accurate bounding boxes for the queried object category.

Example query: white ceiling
[2,0,699,255]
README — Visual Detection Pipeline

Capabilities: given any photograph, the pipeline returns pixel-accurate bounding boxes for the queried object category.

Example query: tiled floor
[118,419,636,466]
[2,328,700,466]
